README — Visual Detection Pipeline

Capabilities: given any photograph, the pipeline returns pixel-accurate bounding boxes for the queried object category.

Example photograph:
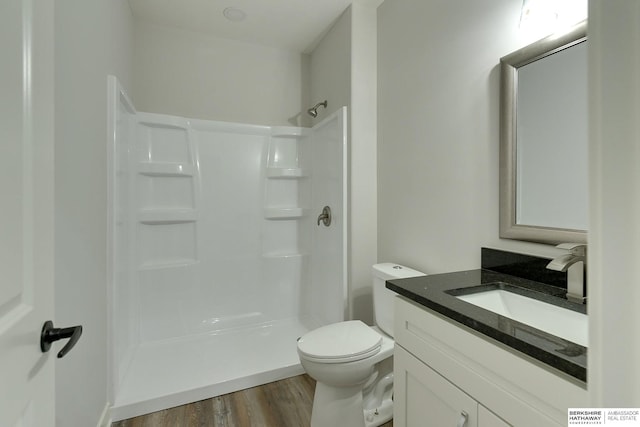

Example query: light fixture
[520,0,587,35]
[520,0,557,31]
[223,7,247,22]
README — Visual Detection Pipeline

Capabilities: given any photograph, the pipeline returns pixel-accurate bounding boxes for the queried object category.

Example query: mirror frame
[499,20,588,244]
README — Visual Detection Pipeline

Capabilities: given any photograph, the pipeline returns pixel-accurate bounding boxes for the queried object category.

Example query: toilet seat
[297,320,382,364]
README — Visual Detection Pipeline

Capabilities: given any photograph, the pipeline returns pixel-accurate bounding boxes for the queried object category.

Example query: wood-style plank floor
[112,374,393,427]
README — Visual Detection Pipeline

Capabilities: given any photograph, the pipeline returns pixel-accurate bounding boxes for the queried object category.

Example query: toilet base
[309,382,394,427]
[364,397,393,427]
[310,382,366,427]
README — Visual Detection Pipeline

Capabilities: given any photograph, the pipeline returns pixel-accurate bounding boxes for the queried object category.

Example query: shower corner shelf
[138,209,197,224]
[270,126,310,138]
[264,207,307,220]
[138,162,195,177]
[262,252,309,259]
[266,167,306,179]
[138,113,189,130]
[138,259,199,271]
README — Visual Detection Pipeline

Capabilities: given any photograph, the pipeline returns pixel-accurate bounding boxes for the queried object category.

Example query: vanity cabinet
[395,345,509,427]
[393,297,588,427]
[479,406,511,427]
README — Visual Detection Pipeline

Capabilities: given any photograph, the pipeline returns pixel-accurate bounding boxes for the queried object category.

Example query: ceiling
[128,0,354,53]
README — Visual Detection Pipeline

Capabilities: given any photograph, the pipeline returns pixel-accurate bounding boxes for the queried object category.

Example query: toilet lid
[297,320,382,363]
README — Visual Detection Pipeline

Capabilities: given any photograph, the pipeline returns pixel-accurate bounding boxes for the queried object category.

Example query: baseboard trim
[97,402,112,427]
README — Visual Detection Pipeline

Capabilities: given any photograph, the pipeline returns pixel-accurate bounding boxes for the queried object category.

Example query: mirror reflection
[517,40,587,230]
[500,21,588,244]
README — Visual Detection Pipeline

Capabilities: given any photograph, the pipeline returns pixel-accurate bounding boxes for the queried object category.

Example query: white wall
[133,21,310,127]
[54,1,134,426]
[377,0,565,277]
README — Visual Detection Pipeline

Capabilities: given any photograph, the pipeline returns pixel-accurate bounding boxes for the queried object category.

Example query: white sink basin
[456,289,588,347]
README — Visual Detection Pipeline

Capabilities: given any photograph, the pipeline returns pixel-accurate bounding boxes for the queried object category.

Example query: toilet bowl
[297,263,425,427]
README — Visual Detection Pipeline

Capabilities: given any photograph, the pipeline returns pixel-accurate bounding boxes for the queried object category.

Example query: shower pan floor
[111,316,322,421]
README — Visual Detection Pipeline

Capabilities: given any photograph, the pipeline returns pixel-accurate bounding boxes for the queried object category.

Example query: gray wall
[54,1,133,425]
[309,7,351,125]
[587,1,640,406]
[377,0,563,276]
[309,1,380,322]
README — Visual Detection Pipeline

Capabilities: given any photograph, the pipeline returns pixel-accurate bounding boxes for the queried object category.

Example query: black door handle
[40,320,83,358]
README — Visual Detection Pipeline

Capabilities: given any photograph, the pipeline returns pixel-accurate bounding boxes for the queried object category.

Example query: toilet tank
[372,263,426,337]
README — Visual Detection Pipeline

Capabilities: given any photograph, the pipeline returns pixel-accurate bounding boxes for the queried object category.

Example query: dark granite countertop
[387,268,587,383]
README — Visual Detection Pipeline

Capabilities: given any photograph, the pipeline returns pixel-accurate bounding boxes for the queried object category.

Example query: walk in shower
[107,76,347,420]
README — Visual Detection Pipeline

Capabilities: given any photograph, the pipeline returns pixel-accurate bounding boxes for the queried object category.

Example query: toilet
[297,263,425,427]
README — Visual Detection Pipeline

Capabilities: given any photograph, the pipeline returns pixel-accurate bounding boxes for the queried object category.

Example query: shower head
[307,100,328,118]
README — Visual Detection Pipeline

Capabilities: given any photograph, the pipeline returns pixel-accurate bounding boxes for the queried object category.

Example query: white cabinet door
[0,0,55,426]
[395,345,477,427]
[479,405,511,427]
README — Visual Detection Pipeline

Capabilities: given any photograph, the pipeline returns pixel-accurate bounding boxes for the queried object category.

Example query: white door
[0,0,56,426]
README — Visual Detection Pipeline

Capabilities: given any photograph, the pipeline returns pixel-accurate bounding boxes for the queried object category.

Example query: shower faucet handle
[317,206,332,227]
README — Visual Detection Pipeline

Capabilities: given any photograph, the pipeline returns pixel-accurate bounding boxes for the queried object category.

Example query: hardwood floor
[112,375,393,427]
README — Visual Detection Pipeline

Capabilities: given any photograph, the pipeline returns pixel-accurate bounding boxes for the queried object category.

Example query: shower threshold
[111,316,321,421]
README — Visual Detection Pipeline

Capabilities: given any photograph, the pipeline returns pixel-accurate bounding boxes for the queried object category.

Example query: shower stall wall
[107,76,347,420]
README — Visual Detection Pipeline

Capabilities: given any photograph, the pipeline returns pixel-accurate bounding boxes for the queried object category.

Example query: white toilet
[297,263,425,427]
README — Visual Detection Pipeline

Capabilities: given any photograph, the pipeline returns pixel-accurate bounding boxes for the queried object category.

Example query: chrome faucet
[546,243,586,304]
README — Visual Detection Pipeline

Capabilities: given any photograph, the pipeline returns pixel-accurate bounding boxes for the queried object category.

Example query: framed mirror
[499,21,587,244]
